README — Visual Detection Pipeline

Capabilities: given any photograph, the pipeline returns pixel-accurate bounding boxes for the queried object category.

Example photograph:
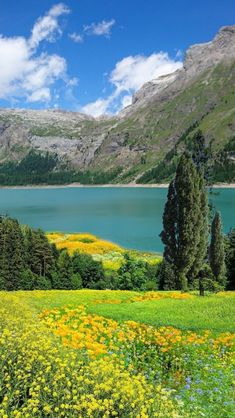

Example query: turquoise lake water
[0,187,234,252]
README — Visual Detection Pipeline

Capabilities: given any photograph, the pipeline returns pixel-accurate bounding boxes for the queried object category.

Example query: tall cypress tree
[160,153,208,291]
[175,153,203,290]
[187,172,209,288]
[160,180,177,266]
[225,228,235,290]
[210,212,226,287]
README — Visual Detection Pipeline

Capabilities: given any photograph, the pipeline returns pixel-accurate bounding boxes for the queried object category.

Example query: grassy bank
[15,289,235,333]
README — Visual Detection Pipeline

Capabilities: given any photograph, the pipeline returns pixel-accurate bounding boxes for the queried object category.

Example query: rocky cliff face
[0,25,235,181]
[120,25,235,118]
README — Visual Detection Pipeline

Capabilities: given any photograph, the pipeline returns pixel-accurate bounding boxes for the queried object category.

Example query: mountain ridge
[0,24,235,184]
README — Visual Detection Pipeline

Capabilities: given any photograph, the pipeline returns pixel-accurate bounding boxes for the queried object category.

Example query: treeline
[159,150,235,293]
[0,217,159,291]
[0,215,233,292]
[137,131,235,184]
[0,151,122,186]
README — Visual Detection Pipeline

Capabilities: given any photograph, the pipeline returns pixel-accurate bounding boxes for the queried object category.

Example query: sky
[0,0,235,117]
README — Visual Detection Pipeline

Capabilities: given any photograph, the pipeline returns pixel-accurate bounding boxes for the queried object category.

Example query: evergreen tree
[209,212,226,287]
[158,260,176,290]
[26,229,55,278]
[225,229,235,290]
[56,250,73,289]
[160,153,208,291]
[175,153,203,290]
[0,218,25,290]
[160,180,177,265]
[187,172,209,288]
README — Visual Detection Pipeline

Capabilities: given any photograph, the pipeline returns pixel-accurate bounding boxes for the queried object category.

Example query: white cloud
[69,32,83,43]
[0,3,70,103]
[27,87,51,102]
[121,94,132,109]
[81,97,112,118]
[110,52,182,93]
[29,3,70,48]
[66,77,79,87]
[84,19,115,37]
[82,52,182,117]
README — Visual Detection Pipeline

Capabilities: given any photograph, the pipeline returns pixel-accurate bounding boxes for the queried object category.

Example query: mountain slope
[0,25,235,184]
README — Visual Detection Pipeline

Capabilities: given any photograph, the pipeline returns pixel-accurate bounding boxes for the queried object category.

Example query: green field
[0,290,234,417]
[20,289,235,333]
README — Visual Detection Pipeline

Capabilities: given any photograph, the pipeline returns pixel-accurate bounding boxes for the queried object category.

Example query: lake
[0,187,234,252]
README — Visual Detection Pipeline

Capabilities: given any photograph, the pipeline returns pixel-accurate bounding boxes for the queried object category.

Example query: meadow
[0,290,234,417]
[47,232,161,271]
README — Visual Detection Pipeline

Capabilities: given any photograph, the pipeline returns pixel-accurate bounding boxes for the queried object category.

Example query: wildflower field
[0,290,234,417]
[47,233,161,270]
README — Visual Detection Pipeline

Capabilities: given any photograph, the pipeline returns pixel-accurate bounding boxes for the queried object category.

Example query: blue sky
[0,0,235,116]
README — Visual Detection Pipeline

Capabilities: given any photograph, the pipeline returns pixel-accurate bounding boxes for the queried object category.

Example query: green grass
[18,290,235,333]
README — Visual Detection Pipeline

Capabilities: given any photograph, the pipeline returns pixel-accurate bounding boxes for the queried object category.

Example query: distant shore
[0,182,234,190]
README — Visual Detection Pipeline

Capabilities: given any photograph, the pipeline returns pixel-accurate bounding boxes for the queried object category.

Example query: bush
[18,269,35,290]
[71,273,82,289]
[34,275,52,290]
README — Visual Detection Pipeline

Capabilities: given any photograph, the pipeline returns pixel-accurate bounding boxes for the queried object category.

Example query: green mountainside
[0,25,234,185]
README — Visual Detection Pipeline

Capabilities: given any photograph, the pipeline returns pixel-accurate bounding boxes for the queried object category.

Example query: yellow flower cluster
[93,291,193,305]
[47,232,124,255]
[41,305,235,358]
[130,291,193,302]
[0,293,181,418]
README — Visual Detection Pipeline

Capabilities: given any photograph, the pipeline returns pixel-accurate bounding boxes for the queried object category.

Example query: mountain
[0,25,235,185]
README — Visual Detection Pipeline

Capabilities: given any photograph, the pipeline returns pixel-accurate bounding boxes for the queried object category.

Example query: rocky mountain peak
[119,24,235,118]
[183,24,235,74]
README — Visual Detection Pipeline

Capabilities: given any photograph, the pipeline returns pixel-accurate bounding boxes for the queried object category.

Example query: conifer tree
[160,153,209,291]
[210,212,226,287]
[0,218,25,290]
[26,229,55,278]
[56,250,73,289]
[187,172,209,288]
[225,228,235,290]
[160,180,177,265]
[158,260,176,290]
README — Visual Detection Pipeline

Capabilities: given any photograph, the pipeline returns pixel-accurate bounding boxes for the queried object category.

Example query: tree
[160,180,177,266]
[209,212,226,287]
[187,172,209,289]
[56,250,73,289]
[158,260,176,290]
[71,273,82,289]
[72,252,104,288]
[160,153,209,291]
[0,218,25,290]
[18,269,35,290]
[118,253,149,290]
[225,229,235,290]
[23,227,55,280]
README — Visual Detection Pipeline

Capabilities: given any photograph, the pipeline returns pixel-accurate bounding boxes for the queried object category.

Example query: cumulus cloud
[82,52,182,117]
[81,97,112,118]
[84,19,115,37]
[0,3,70,103]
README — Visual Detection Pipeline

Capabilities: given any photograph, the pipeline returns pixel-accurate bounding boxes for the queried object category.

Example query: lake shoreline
[0,182,235,190]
